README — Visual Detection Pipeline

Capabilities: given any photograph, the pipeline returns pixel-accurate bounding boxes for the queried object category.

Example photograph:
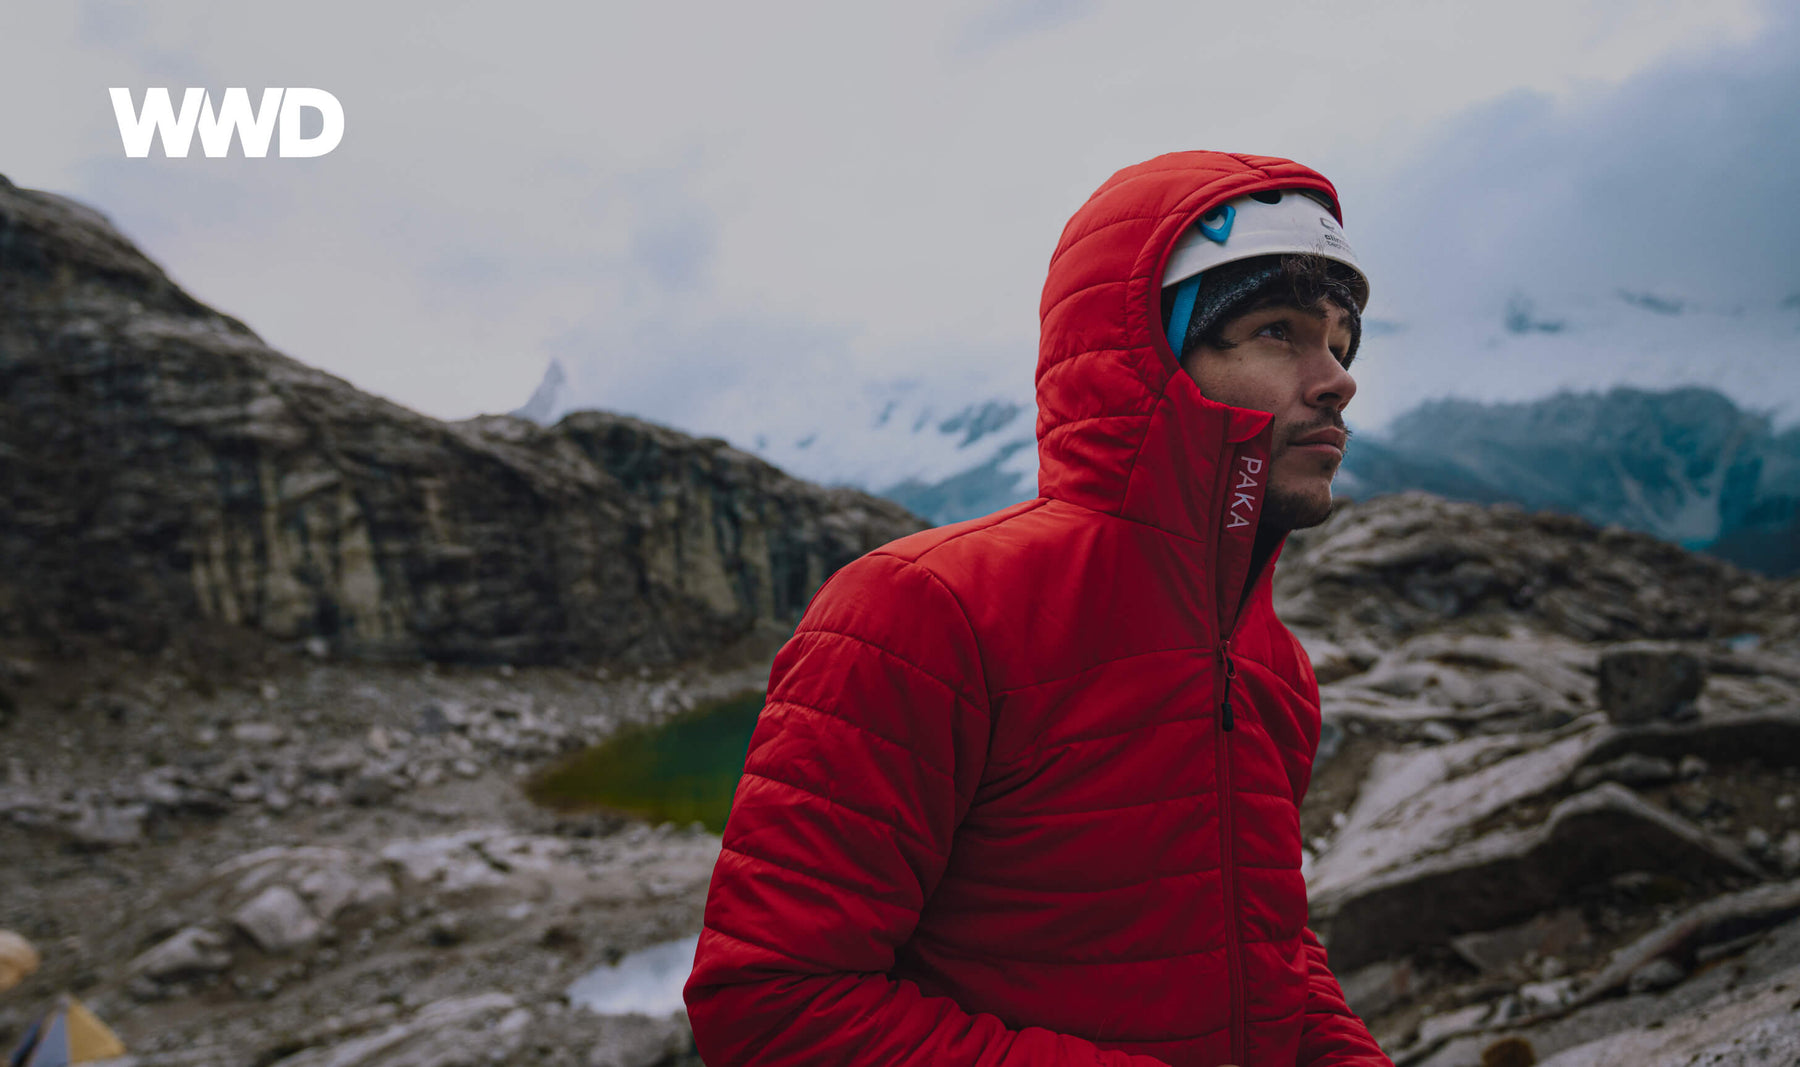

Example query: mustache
[1282,418,1353,449]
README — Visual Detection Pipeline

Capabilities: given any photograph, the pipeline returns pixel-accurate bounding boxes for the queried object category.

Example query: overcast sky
[4,0,1793,447]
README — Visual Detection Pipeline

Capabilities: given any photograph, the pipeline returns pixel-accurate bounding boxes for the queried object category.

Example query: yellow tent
[6,995,126,1066]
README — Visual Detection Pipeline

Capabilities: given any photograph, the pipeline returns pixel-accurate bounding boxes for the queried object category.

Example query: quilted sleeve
[1298,927,1394,1066]
[683,551,1169,1067]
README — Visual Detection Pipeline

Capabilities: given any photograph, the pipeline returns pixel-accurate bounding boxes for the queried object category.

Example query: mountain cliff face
[1336,388,1800,576]
[0,175,923,665]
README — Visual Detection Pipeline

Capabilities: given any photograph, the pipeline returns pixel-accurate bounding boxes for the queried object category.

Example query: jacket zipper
[1219,639,1237,733]
[1212,428,1268,1067]
[1216,635,1245,1064]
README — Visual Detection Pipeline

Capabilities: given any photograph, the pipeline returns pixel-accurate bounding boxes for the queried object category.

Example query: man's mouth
[1290,427,1348,458]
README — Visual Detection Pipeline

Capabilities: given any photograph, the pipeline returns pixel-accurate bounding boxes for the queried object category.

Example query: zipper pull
[1220,641,1237,733]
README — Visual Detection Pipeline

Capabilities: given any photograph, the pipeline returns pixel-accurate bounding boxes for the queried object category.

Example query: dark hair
[1163,253,1365,363]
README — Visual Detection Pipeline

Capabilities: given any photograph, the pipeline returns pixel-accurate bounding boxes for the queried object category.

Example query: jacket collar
[1034,151,1345,629]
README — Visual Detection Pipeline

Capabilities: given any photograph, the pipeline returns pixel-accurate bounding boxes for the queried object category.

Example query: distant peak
[511,359,567,425]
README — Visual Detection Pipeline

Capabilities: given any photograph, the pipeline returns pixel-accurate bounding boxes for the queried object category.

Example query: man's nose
[1307,345,1356,412]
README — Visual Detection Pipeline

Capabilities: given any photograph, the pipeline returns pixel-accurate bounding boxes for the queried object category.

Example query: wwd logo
[108,88,344,158]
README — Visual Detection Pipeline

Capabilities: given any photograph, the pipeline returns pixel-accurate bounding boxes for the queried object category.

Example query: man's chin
[1262,484,1334,533]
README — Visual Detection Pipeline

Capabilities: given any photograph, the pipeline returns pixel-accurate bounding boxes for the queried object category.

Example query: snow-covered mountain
[1336,386,1800,575]
[516,286,1800,573]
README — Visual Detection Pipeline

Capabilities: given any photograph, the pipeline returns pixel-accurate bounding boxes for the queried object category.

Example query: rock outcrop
[1268,497,1800,1065]
[0,174,923,666]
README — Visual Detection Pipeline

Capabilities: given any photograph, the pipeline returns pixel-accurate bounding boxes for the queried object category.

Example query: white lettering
[1232,491,1255,511]
[1242,457,1263,474]
[1235,469,1258,490]
[114,88,343,158]
[279,88,345,158]
[1227,513,1252,529]
[195,88,284,157]
[110,87,205,158]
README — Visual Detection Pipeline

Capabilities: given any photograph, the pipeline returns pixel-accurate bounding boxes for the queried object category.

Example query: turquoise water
[528,691,764,832]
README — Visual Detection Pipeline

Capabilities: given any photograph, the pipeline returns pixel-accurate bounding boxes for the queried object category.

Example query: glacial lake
[527,690,764,832]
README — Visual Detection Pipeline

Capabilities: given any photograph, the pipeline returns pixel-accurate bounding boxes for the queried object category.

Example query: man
[684,151,1391,1067]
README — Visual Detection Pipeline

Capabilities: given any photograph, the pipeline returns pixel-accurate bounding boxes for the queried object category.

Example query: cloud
[3,0,1772,438]
[953,0,1097,57]
[1329,0,1800,433]
[1360,0,1800,312]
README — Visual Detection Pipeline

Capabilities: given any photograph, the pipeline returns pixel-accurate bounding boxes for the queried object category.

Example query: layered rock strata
[0,174,922,665]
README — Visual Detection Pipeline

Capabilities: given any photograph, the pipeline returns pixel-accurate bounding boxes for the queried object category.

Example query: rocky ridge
[0,173,923,666]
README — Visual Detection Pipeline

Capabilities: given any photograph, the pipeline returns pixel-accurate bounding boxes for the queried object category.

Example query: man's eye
[1255,321,1289,341]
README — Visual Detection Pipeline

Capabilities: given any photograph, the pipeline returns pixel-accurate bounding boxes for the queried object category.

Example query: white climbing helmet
[1162,188,1369,308]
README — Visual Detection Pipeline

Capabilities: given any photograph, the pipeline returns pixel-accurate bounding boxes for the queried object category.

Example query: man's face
[1180,297,1357,532]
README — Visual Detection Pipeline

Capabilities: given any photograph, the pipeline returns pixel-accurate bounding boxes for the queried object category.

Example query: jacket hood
[1035,151,1345,545]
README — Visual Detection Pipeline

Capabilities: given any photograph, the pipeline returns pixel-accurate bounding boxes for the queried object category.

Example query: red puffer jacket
[684,151,1391,1067]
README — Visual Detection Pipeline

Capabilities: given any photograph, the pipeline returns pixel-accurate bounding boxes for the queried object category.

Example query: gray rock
[1419,720,1459,744]
[1309,729,1611,902]
[1777,831,1800,874]
[231,722,285,745]
[1597,643,1706,724]
[130,925,232,981]
[1555,877,1800,1015]
[1580,710,1800,770]
[1571,753,1676,790]
[232,885,323,954]
[345,774,395,807]
[266,992,523,1067]
[1318,785,1763,972]
[586,1013,696,1067]
[1518,977,1575,1013]
[1413,1003,1491,1050]
[1450,908,1588,975]
[1533,974,1800,1066]
[1338,958,1414,1018]
[1626,956,1686,993]
[68,801,147,847]
[416,704,453,736]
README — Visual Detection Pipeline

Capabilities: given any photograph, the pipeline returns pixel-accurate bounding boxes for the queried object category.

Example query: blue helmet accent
[1165,273,1203,357]
[1198,204,1235,244]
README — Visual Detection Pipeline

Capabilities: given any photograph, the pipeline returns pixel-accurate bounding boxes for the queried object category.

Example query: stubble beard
[1259,446,1339,535]
[1260,483,1334,535]
[1258,423,1350,535]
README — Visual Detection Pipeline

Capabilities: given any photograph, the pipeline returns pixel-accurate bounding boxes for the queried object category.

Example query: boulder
[1309,728,1610,901]
[1556,877,1800,1014]
[232,885,323,955]
[1450,908,1588,975]
[130,925,232,981]
[1578,709,1800,768]
[1318,785,1762,972]
[1596,643,1706,724]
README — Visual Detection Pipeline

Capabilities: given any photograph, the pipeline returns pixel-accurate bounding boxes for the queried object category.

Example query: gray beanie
[1165,254,1363,363]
